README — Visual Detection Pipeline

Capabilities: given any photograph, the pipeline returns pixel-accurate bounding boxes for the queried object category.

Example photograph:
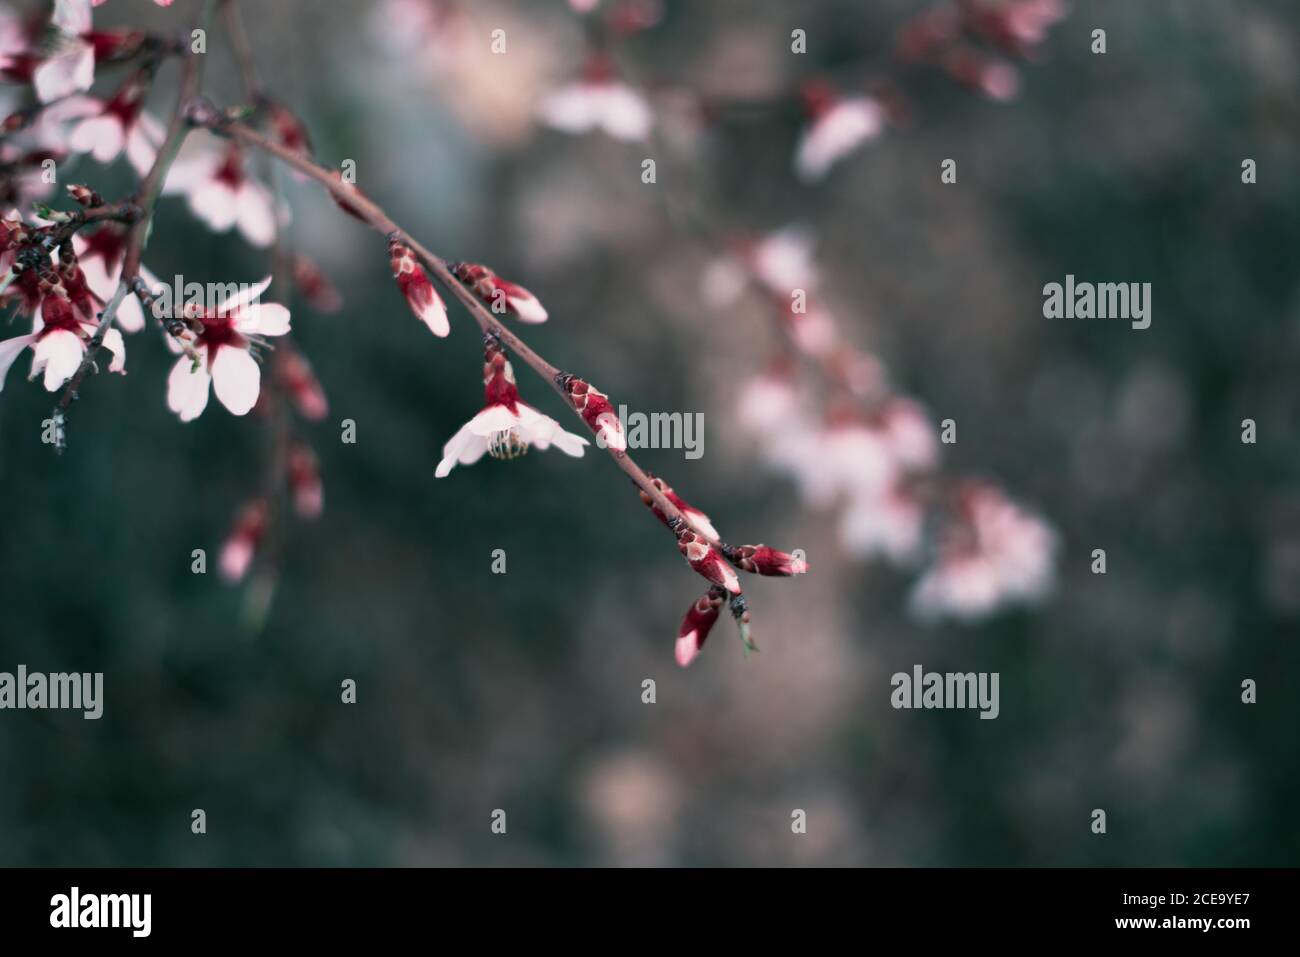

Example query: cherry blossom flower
[559,373,625,450]
[702,226,818,308]
[794,83,885,182]
[452,261,547,323]
[839,485,926,564]
[910,483,1057,621]
[219,499,267,583]
[165,276,292,421]
[675,591,723,667]
[390,237,447,337]
[727,544,807,577]
[66,69,164,175]
[435,339,588,477]
[163,136,277,248]
[0,293,124,393]
[71,224,158,332]
[678,528,740,594]
[539,56,652,142]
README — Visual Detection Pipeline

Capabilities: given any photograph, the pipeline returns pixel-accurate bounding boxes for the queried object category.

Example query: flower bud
[727,544,807,576]
[66,184,102,208]
[389,237,448,337]
[219,500,268,583]
[675,591,723,667]
[678,528,740,594]
[451,261,548,323]
[287,443,323,520]
[292,254,342,313]
[558,373,625,450]
[638,473,720,542]
[275,349,328,421]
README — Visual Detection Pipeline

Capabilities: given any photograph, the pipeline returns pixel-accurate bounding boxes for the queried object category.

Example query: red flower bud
[639,474,719,542]
[275,349,328,421]
[287,443,323,520]
[451,261,548,323]
[66,184,102,208]
[558,373,625,450]
[678,529,740,594]
[389,237,448,337]
[727,544,807,576]
[292,254,342,313]
[675,591,723,667]
[219,500,268,583]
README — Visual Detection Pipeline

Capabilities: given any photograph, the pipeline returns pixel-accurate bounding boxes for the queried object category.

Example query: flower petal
[32,329,85,391]
[0,334,36,392]
[210,345,261,415]
[167,352,210,421]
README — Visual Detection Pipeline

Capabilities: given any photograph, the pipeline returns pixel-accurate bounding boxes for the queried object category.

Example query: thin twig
[194,112,708,540]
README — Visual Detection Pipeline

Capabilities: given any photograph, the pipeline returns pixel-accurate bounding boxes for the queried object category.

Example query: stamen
[488,428,529,460]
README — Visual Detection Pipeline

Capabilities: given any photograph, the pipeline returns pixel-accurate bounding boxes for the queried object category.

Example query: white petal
[435,421,487,477]
[115,294,145,333]
[69,114,124,163]
[222,275,274,312]
[125,122,159,176]
[32,329,85,391]
[596,84,652,141]
[539,83,599,133]
[189,180,239,232]
[101,327,126,373]
[33,43,94,103]
[235,181,276,248]
[467,404,521,436]
[167,352,210,421]
[516,403,588,457]
[795,98,883,181]
[0,334,36,392]
[210,345,261,415]
[235,302,291,337]
[507,293,548,323]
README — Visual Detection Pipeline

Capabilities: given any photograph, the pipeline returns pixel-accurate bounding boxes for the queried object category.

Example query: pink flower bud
[287,444,323,520]
[678,529,741,594]
[389,237,448,337]
[727,544,807,577]
[638,474,720,542]
[558,374,625,450]
[275,349,328,421]
[219,500,268,583]
[451,262,548,323]
[675,591,723,667]
[292,254,342,313]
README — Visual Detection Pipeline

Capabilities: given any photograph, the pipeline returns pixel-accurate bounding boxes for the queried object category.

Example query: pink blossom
[288,444,323,520]
[0,294,125,393]
[727,544,807,577]
[795,84,884,181]
[165,277,292,421]
[274,349,328,421]
[71,224,159,333]
[164,137,278,248]
[436,340,587,477]
[219,500,267,583]
[66,70,165,175]
[539,58,652,142]
[910,483,1057,621]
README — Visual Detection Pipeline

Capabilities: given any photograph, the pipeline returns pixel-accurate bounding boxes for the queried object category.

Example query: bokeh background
[1,0,1298,866]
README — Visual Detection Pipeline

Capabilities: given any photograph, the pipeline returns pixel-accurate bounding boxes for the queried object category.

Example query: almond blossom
[910,483,1057,621]
[66,69,164,175]
[163,136,277,248]
[164,276,291,421]
[794,83,885,182]
[435,338,588,477]
[539,56,652,142]
[71,224,156,332]
[0,293,124,393]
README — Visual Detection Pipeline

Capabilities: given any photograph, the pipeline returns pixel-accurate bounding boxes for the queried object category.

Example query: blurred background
[1,0,1298,866]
